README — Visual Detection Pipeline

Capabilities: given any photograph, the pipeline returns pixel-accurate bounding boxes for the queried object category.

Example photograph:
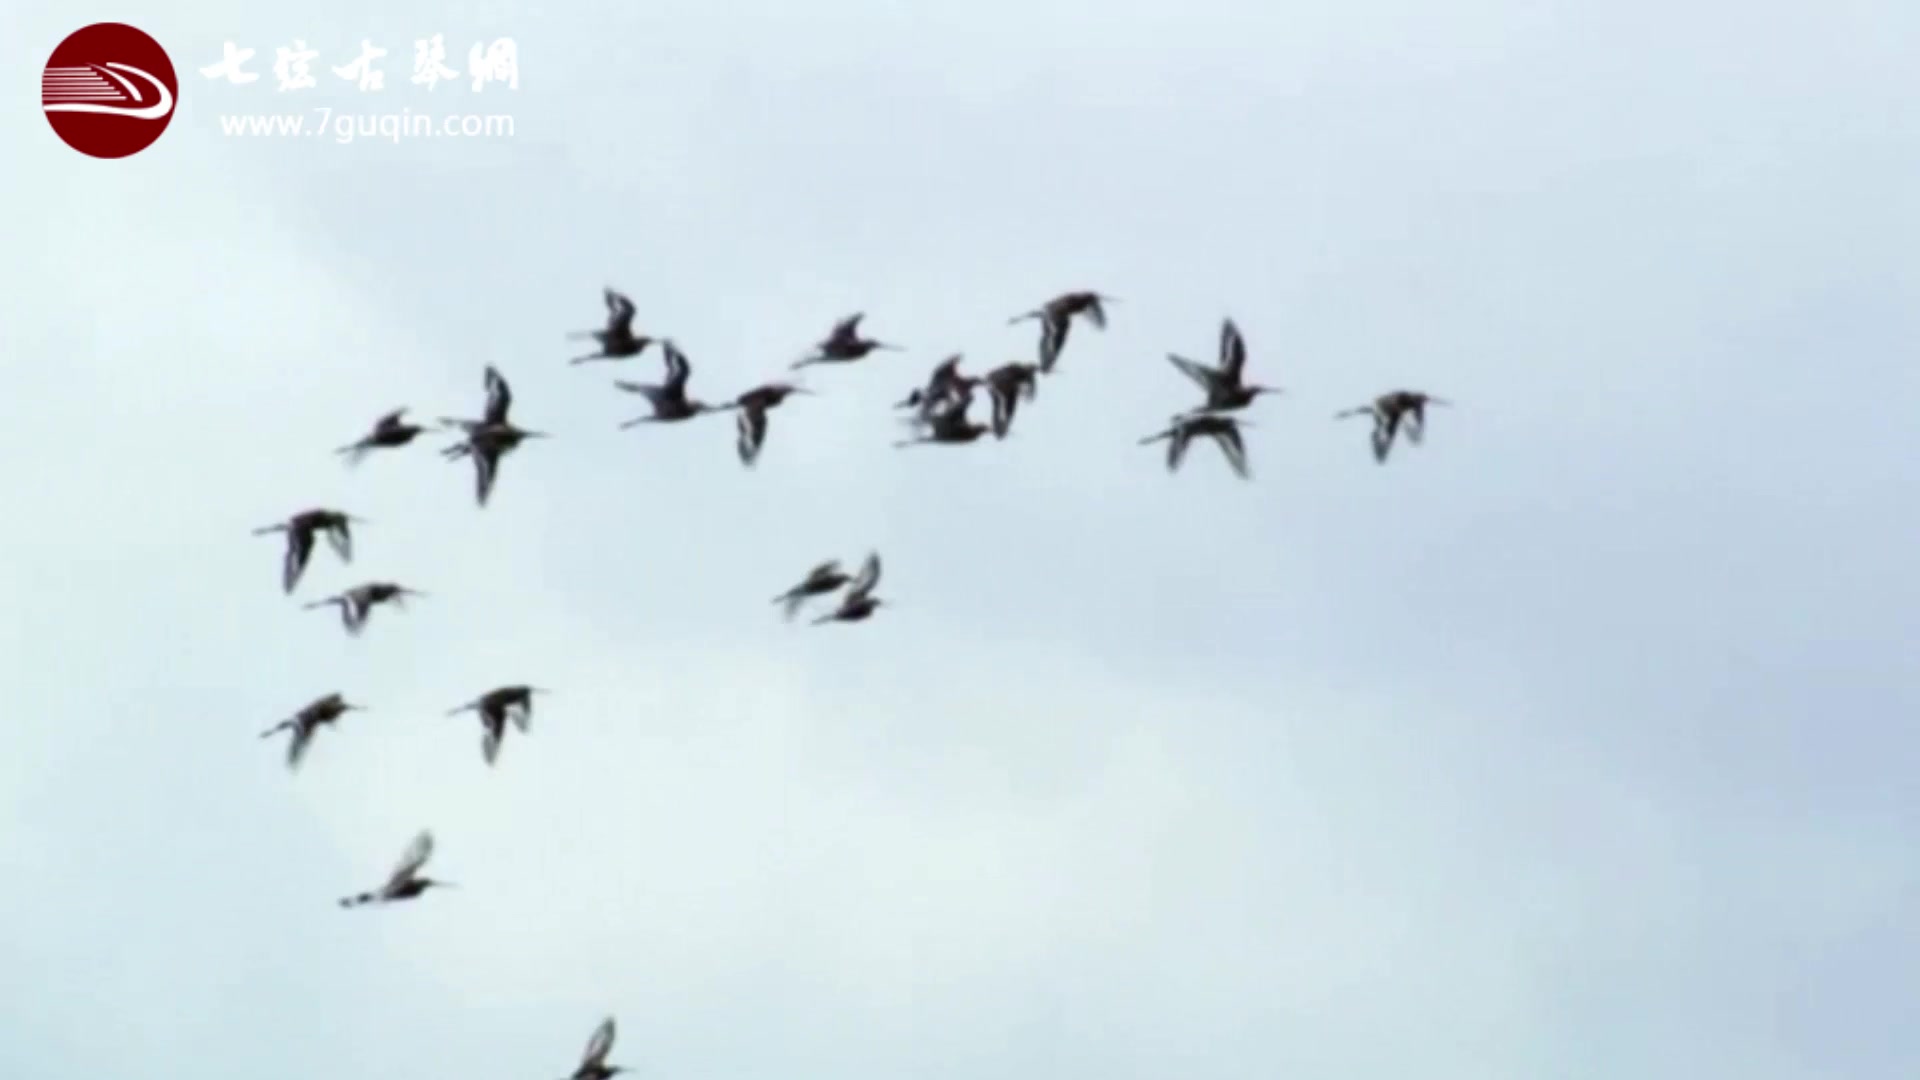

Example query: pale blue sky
[2,2,1916,1078]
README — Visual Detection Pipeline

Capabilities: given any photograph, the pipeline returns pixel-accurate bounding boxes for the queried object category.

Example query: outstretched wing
[1166,354,1218,394]
[482,366,513,425]
[323,523,353,562]
[286,722,316,769]
[374,406,409,430]
[387,830,433,887]
[736,405,768,466]
[827,312,863,345]
[1218,319,1247,382]
[614,381,670,408]
[661,341,691,393]
[1213,425,1251,479]
[1083,296,1108,329]
[1037,315,1070,373]
[473,443,501,507]
[604,288,636,333]
[848,551,882,599]
[580,1017,617,1069]
[282,528,316,594]
[1167,424,1192,472]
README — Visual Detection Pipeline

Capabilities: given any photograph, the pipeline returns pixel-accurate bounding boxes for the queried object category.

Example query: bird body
[1167,318,1277,414]
[774,559,853,620]
[336,407,428,465]
[1336,390,1449,462]
[447,685,545,765]
[253,508,362,594]
[1010,290,1115,373]
[813,552,885,624]
[792,312,901,369]
[1139,413,1253,478]
[616,341,725,425]
[339,830,454,908]
[728,382,811,466]
[980,362,1040,438]
[569,287,656,363]
[303,581,424,635]
[259,692,360,770]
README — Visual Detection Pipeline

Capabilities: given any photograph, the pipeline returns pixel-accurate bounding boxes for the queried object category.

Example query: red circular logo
[42,23,178,159]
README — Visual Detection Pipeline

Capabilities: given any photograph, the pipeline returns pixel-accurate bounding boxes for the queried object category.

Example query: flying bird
[339,830,454,908]
[569,287,656,363]
[442,421,548,507]
[1009,290,1115,374]
[772,559,854,621]
[894,354,977,421]
[303,581,425,635]
[252,508,363,594]
[1138,413,1253,479]
[259,692,360,770]
[813,551,885,625]
[1167,318,1278,414]
[564,1016,627,1080]
[1335,390,1450,463]
[792,313,902,369]
[335,407,429,465]
[979,361,1040,438]
[894,391,989,448]
[446,685,546,766]
[728,382,811,466]
[616,341,727,425]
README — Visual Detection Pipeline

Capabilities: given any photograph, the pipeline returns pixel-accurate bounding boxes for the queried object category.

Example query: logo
[42,23,178,158]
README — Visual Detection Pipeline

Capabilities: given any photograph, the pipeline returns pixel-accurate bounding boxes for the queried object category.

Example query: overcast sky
[3,2,1917,1078]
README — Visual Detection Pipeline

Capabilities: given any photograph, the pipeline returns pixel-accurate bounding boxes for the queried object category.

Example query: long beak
[1428,397,1452,407]
[789,386,817,395]
[345,515,371,524]
[874,342,904,351]
[1097,294,1121,304]
[251,524,286,535]
[401,589,429,599]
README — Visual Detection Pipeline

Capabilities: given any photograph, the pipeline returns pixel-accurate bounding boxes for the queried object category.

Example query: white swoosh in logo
[44,63,173,120]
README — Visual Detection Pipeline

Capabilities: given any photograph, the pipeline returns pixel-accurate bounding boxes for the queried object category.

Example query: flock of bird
[247,286,1451,1077]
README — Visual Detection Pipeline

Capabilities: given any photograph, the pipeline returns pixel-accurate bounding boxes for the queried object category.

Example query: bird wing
[282,528,316,594]
[827,312,863,345]
[848,551,882,599]
[1213,424,1251,479]
[1167,423,1193,472]
[581,1017,617,1069]
[1083,296,1108,329]
[604,288,636,332]
[614,381,670,408]
[481,719,503,765]
[483,366,513,425]
[1037,315,1070,373]
[662,342,691,393]
[473,443,501,507]
[1218,319,1247,382]
[736,405,768,465]
[323,522,353,562]
[374,407,409,430]
[1166,353,1219,394]
[387,831,434,887]
[286,722,316,769]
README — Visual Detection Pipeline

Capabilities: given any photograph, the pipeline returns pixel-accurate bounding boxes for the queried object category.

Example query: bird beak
[523,430,551,438]
[1429,397,1452,407]
[1097,294,1121,304]
[403,589,429,598]
[790,386,817,395]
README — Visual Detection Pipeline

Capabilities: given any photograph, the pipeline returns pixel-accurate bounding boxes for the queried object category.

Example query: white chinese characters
[201,36,520,92]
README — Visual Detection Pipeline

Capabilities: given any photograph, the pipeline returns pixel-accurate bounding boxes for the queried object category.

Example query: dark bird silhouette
[792,313,902,369]
[439,365,515,431]
[616,341,727,426]
[894,354,977,421]
[442,421,548,507]
[814,551,885,625]
[1168,318,1278,414]
[564,1017,627,1080]
[1009,290,1116,373]
[447,685,546,766]
[569,287,656,364]
[303,581,425,635]
[339,830,454,908]
[894,391,989,448]
[259,692,360,770]
[772,559,853,621]
[727,382,812,466]
[1139,413,1253,479]
[1335,390,1450,463]
[335,407,429,465]
[252,509,363,594]
[979,362,1040,438]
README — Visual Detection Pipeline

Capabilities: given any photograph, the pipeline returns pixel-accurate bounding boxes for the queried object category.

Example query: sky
[2,1,1917,1077]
